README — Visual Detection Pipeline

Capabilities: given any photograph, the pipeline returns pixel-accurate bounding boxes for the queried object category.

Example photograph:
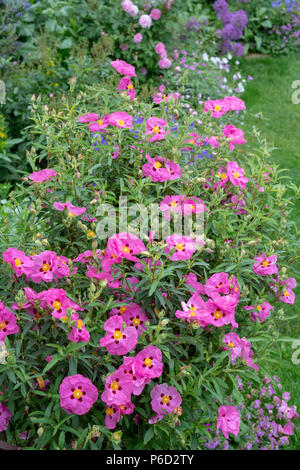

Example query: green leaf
[143,427,154,445]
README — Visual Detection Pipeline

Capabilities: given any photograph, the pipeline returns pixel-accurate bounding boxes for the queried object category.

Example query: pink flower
[0,403,12,432]
[29,169,57,183]
[223,125,247,151]
[134,345,163,379]
[68,318,90,343]
[101,369,133,406]
[53,201,86,217]
[165,160,182,180]
[243,302,273,323]
[204,135,220,149]
[122,0,138,17]
[77,113,100,123]
[2,247,34,277]
[175,293,207,324]
[118,356,150,396]
[28,250,59,283]
[253,254,278,276]
[122,306,150,336]
[43,288,82,319]
[181,197,206,216]
[73,250,102,264]
[0,302,19,341]
[158,58,172,69]
[183,133,203,147]
[227,161,249,190]
[217,405,240,439]
[223,333,259,370]
[118,77,135,101]
[204,99,229,118]
[150,8,161,20]
[139,14,152,28]
[59,374,98,415]
[111,59,136,77]
[56,255,71,279]
[159,195,184,220]
[155,42,167,58]
[145,117,167,142]
[109,111,133,128]
[88,114,110,132]
[279,422,295,436]
[224,332,244,363]
[99,315,138,355]
[133,33,143,43]
[205,273,240,298]
[165,234,196,261]
[184,273,206,295]
[102,232,146,272]
[104,405,121,430]
[142,155,181,182]
[150,383,182,417]
[224,96,246,111]
[279,278,297,305]
[200,292,239,329]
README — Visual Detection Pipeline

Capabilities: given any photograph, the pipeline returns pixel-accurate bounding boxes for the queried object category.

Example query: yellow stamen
[119,306,127,314]
[14,258,22,267]
[132,317,140,326]
[53,301,61,310]
[73,389,83,399]
[110,381,119,391]
[214,105,222,112]
[106,407,114,415]
[214,309,223,319]
[154,161,162,169]
[152,125,160,134]
[0,321,6,330]
[176,243,184,251]
[162,395,170,404]
[42,263,51,272]
[113,330,123,341]
[190,306,197,317]
[117,119,124,127]
[144,358,152,367]
[36,377,45,389]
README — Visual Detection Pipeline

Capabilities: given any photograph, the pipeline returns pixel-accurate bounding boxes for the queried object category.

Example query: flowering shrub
[200,374,299,449]
[0,59,298,449]
[213,0,248,56]
[223,0,300,55]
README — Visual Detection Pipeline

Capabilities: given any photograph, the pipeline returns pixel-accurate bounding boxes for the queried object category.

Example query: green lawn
[239,53,300,448]
[239,53,300,221]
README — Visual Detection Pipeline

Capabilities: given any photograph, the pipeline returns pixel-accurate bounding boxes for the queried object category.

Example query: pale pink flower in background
[139,14,152,28]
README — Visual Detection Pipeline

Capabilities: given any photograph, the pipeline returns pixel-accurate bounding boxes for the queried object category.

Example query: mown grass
[239,53,300,448]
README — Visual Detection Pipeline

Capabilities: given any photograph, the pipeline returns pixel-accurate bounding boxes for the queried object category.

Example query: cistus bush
[0,58,299,450]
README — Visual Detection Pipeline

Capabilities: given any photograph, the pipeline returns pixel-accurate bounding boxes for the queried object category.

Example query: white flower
[202,52,209,62]
[0,342,9,365]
